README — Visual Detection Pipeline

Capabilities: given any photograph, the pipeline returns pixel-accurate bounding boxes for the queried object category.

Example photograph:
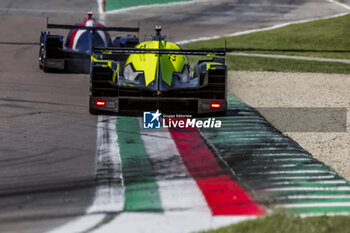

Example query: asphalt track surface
[0,0,348,232]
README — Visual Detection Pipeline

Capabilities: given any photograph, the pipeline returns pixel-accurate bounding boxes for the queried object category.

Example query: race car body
[89,26,227,115]
[39,12,139,73]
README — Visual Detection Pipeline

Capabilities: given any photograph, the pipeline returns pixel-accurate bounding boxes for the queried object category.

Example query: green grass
[183,14,350,60]
[200,215,350,233]
[184,14,350,73]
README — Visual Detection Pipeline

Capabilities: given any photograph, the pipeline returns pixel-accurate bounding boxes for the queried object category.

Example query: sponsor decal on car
[143,110,222,129]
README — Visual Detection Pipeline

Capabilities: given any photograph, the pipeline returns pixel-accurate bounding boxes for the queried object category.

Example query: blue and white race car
[39,12,139,73]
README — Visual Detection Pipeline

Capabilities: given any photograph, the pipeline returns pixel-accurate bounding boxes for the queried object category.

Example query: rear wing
[92,47,226,58]
[46,18,140,33]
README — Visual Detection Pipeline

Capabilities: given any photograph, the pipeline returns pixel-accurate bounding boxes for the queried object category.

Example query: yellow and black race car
[89,26,227,115]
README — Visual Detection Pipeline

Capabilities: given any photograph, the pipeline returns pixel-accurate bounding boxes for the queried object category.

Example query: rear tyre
[89,106,100,115]
[43,66,52,73]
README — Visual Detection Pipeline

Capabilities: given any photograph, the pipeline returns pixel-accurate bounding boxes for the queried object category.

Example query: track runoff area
[51,95,350,233]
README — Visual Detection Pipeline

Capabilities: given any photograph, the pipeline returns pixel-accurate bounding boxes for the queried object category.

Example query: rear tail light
[96,100,106,106]
[210,103,221,109]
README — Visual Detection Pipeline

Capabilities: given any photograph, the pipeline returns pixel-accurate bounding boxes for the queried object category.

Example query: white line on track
[264,187,350,192]
[176,12,350,44]
[276,195,350,200]
[328,0,350,10]
[300,212,350,217]
[250,170,335,175]
[217,138,288,142]
[97,0,106,24]
[264,176,336,180]
[244,164,324,168]
[253,147,306,151]
[278,203,350,208]
[205,134,281,138]
[97,0,104,14]
[216,143,292,147]
[250,153,309,157]
[46,116,124,233]
[251,158,311,161]
[261,158,312,161]
[264,180,347,185]
[87,116,124,214]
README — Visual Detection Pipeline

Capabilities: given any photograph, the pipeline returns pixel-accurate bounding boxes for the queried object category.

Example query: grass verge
[200,215,350,233]
[183,14,350,60]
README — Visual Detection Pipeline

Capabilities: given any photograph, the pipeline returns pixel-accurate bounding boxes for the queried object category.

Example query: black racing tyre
[43,66,51,73]
[89,106,99,115]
